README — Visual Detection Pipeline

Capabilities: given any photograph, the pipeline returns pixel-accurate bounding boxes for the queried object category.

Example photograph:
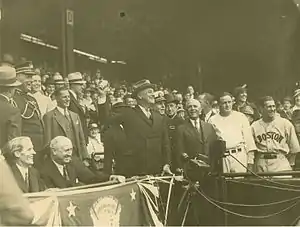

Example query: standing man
[154,96,166,115]
[14,62,45,164]
[68,72,89,143]
[198,93,216,122]
[109,79,172,176]
[232,86,260,121]
[0,66,22,148]
[251,96,300,172]
[176,99,217,170]
[165,94,184,170]
[43,87,89,162]
[2,137,46,193]
[209,92,257,173]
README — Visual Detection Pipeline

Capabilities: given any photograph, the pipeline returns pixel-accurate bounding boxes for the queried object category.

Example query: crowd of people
[1,55,300,225]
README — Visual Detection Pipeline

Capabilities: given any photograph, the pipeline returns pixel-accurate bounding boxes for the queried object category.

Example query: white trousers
[223,149,247,173]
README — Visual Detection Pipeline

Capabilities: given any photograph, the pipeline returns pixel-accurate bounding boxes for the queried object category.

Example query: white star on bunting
[66,201,77,217]
[130,188,136,201]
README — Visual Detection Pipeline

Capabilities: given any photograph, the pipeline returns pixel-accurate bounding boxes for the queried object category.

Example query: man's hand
[110,175,126,183]
[83,159,90,167]
[162,164,173,175]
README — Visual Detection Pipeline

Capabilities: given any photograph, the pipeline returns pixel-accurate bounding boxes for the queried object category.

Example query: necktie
[63,165,70,181]
[64,109,72,123]
[24,172,29,190]
[194,120,200,132]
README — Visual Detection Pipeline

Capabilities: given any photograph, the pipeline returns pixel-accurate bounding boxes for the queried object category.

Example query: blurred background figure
[154,95,166,115]
[279,96,293,121]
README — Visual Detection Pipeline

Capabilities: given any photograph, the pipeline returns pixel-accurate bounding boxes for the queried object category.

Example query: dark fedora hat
[132,79,155,97]
[0,66,21,87]
[15,61,35,75]
[165,94,179,104]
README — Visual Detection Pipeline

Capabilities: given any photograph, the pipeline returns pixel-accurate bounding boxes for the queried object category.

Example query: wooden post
[60,0,74,76]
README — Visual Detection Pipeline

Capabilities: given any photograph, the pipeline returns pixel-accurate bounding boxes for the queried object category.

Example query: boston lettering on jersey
[256,132,284,144]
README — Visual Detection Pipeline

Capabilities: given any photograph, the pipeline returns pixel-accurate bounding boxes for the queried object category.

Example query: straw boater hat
[53,74,65,85]
[294,89,300,98]
[0,66,21,87]
[132,79,155,98]
[68,72,86,84]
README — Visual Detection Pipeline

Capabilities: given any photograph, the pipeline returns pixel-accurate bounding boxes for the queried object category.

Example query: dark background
[2,0,300,98]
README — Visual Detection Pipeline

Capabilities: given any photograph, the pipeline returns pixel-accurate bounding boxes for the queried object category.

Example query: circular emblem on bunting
[90,196,121,226]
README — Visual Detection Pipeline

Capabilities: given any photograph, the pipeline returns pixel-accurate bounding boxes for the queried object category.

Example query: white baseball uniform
[251,116,300,172]
[209,111,257,173]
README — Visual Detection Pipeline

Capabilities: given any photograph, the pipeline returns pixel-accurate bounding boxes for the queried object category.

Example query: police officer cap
[15,61,35,75]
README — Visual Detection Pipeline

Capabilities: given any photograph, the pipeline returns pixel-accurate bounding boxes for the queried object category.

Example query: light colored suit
[43,107,89,160]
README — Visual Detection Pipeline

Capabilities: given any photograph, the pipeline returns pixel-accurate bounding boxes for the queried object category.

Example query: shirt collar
[56,106,68,115]
[16,163,29,179]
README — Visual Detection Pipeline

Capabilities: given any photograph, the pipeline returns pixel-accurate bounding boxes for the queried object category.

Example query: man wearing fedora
[108,79,172,176]
[0,65,22,148]
[13,61,45,168]
[68,72,89,143]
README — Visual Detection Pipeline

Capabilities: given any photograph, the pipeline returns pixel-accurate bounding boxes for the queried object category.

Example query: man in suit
[2,137,45,193]
[40,136,125,189]
[103,101,134,177]
[165,94,185,171]
[176,99,218,170]
[198,93,217,122]
[0,154,34,225]
[43,87,89,162]
[14,61,45,168]
[0,66,22,148]
[68,72,89,142]
[109,79,172,176]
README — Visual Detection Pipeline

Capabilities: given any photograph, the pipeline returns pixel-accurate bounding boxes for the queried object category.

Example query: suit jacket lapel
[70,92,84,114]
[47,159,69,188]
[135,106,152,126]
[54,108,68,135]
[187,120,204,144]
[28,167,39,192]
[10,164,28,193]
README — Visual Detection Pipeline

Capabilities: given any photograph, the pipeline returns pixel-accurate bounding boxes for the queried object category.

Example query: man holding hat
[68,72,89,143]
[13,62,45,163]
[108,79,172,176]
[0,65,22,148]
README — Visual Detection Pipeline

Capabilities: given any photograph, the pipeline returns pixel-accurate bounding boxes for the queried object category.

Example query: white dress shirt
[16,163,29,181]
[139,105,151,118]
[190,118,200,131]
[52,159,64,176]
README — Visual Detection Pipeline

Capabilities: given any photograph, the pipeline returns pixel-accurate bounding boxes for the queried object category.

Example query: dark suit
[109,106,171,176]
[279,109,292,121]
[68,91,89,143]
[0,95,21,148]
[14,89,44,151]
[0,157,34,225]
[9,164,45,193]
[40,156,109,188]
[104,123,135,177]
[176,119,217,169]
[43,107,89,160]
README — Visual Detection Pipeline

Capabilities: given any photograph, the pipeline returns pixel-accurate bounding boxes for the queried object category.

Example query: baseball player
[209,92,257,173]
[251,96,300,172]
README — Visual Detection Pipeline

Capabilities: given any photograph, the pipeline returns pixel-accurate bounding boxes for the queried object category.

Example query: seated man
[2,137,46,193]
[40,136,125,188]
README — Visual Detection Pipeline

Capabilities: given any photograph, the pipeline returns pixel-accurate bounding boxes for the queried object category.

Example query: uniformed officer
[13,61,45,169]
[165,94,184,171]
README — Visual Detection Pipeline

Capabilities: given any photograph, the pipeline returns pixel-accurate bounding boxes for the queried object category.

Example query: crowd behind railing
[1,55,300,225]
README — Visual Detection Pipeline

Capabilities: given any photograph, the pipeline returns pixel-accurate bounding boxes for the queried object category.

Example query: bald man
[176,99,217,170]
[40,136,125,189]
